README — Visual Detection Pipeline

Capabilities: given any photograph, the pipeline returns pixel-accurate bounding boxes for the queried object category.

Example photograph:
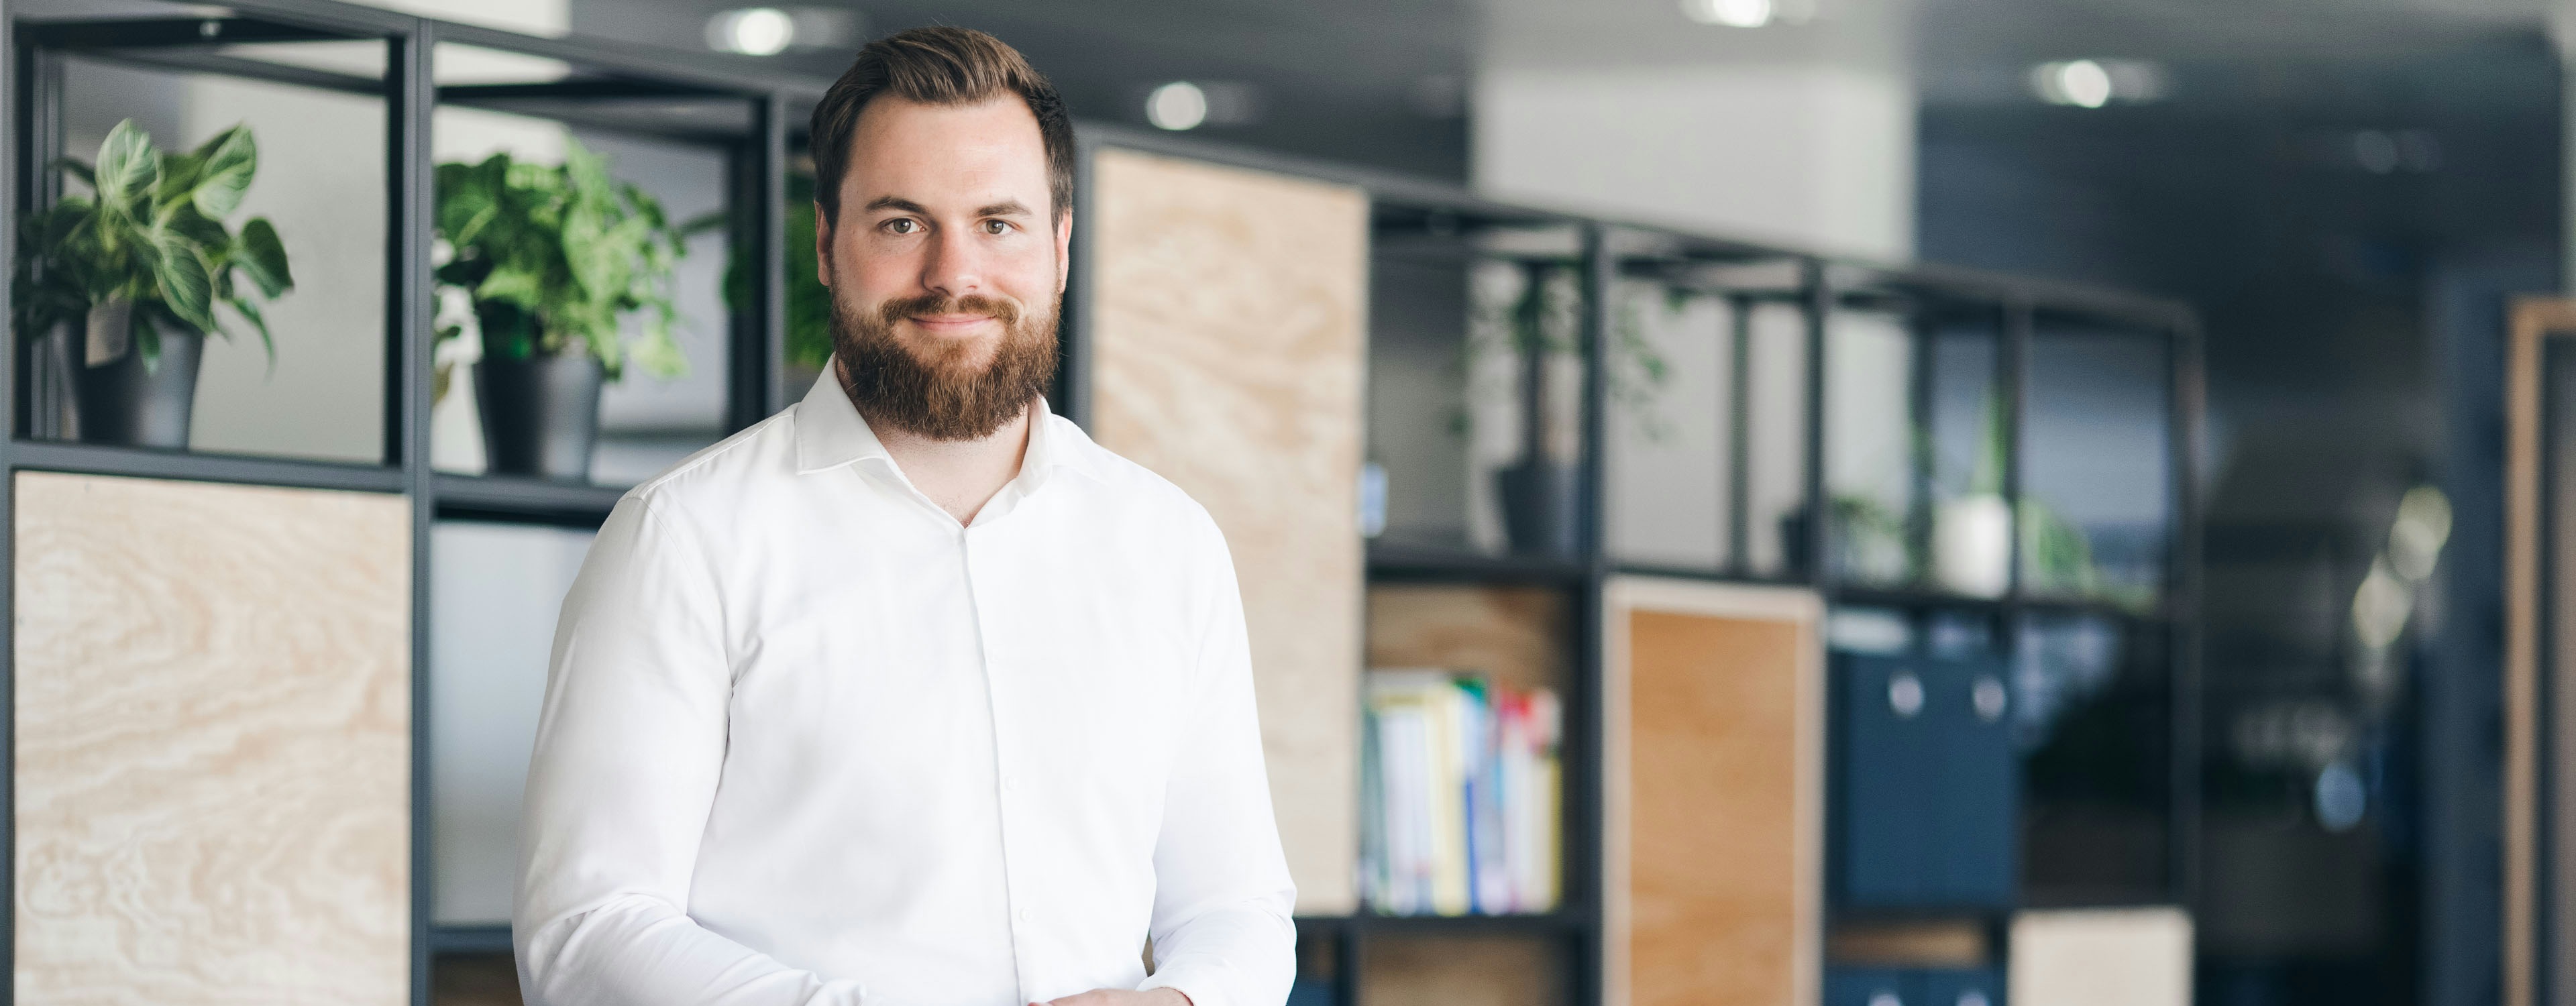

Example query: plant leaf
[93,120,159,217]
[233,218,291,298]
[227,294,276,372]
[474,264,546,309]
[52,158,96,190]
[148,228,216,331]
[186,125,256,219]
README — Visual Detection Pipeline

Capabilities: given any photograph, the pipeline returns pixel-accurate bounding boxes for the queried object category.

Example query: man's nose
[922,229,985,298]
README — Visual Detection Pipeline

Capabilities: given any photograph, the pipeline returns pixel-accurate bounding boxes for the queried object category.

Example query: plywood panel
[1367,583,1568,693]
[1604,578,1821,1006]
[1361,935,1560,1006]
[15,471,411,1005]
[1088,147,1369,913]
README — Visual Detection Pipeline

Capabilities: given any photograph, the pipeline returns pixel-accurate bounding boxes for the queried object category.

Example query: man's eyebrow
[975,199,1034,218]
[862,196,928,215]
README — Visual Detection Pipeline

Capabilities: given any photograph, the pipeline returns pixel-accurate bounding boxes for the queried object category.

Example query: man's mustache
[878,292,1023,327]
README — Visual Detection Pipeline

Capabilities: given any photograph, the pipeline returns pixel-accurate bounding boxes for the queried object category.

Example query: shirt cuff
[1140,958,1232,1006]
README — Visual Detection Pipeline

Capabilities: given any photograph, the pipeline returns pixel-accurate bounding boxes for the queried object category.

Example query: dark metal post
[1575,223,1611,1006]
[727,93,786,429]
[1801,258,1830,585]
[1059,130,1099,428]
[1727,294,1752,576]
[1,2,20,992]
[2170,317,2206,910]
[390,18,437,1006]
[14,45,58,439]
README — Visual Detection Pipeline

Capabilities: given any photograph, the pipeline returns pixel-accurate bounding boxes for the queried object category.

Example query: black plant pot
[73,325,203,449]
[1495,459,1583,559]
[475,351,602,482]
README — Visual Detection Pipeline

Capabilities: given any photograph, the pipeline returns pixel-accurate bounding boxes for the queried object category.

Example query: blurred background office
[1,0,2565,1005]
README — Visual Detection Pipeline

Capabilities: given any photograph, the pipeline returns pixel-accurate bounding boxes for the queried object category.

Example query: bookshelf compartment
[1360,934,1567,1006]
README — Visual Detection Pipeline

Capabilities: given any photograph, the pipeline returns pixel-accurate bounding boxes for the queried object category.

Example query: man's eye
[982,219,1011,235]
[883,219,918,235]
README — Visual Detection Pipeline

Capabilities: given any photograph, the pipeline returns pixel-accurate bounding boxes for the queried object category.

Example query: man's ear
[1054,209,1074,295]
[813,201,835,287]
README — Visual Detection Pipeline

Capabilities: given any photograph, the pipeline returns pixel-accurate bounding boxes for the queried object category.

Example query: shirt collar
[791,368,1102,484]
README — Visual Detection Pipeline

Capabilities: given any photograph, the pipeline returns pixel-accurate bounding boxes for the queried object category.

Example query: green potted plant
[433,139,695,482]
[11,118,293,448]
[1466,263,1674,558]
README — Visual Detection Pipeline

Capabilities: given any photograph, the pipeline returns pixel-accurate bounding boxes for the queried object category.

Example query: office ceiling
[566,0,2559,178]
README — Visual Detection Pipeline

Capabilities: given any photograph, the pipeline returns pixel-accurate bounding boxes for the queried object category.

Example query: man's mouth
[908,313,1002,333]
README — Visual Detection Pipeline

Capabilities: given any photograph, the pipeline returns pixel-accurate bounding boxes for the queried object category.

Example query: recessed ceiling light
[2038,60,2112,107]
[2029,58,2169,108]
[1146,82,1209,131]
[706,7,795,56]
[1680,0,1775,27]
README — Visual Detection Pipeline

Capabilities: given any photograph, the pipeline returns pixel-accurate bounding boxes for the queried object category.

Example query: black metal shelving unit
[1073,122,2202,1006]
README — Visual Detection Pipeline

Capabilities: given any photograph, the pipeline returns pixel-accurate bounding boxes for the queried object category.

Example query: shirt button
[1018,908,1032,923]
[1001,776,1016,792]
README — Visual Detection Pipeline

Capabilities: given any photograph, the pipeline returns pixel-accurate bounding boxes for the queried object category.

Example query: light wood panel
[1603,577,1821,1006]
[1087,146,1370,913]
[1367,583,1568,693]
[15,471,411,1005]
[2509,296,2576,1006]
[2008,907,2192,1006]
[1361,935,1560,1006]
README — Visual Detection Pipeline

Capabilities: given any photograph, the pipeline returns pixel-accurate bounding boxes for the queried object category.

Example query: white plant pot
[1935,494,2012,598]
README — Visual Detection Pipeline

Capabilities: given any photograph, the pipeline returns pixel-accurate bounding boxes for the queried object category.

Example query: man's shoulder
[1047,414,1220,530]
[616,407,802,523]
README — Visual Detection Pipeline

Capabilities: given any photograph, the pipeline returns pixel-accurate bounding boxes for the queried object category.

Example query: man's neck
[839,364,1033,527]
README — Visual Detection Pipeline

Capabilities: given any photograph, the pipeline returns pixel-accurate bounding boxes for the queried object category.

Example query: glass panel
[1366,210,1587,560]
[1743,300,1811,577]
[1605,280,1725,570]
[2023,319,2173,608]
[582,130,733,485]
[429,41,752,486]
[1603,246,1813,575]
[1825,306,1915,585]
[2015,613,2174,904]
[429,520,596,926]
[21,14,392,463]
[1925,311,2006,598]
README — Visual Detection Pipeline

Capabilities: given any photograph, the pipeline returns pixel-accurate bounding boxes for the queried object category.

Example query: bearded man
[512,27,1296,1006]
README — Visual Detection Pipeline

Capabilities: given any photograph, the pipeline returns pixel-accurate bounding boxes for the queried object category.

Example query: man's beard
[830,287,1059,441]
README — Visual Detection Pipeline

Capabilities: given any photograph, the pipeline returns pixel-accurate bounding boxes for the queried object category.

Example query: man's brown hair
[808,27,1073,223]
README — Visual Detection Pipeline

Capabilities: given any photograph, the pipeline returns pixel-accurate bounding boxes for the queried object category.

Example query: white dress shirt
[513,373,1298,1006]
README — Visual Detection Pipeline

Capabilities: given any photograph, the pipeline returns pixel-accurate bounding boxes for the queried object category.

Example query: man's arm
[1128,516,1299,1006]
[513,494,867,1006]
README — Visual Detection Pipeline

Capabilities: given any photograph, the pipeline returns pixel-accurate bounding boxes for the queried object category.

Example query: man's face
[818,95,1069,439]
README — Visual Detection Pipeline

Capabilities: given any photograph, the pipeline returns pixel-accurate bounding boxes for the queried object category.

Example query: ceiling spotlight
[1147,81,1208,131]
[707,7,795,56]
[1680,0,1776,27]
[2035,60,2112,108]
[2029,58,2168,109]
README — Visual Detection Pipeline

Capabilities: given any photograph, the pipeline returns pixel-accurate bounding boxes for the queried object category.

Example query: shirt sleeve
[514,494,869,1006]
[1136,516,1300,1006]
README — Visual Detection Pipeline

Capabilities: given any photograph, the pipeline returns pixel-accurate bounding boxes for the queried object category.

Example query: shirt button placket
[965,527,1036,997]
